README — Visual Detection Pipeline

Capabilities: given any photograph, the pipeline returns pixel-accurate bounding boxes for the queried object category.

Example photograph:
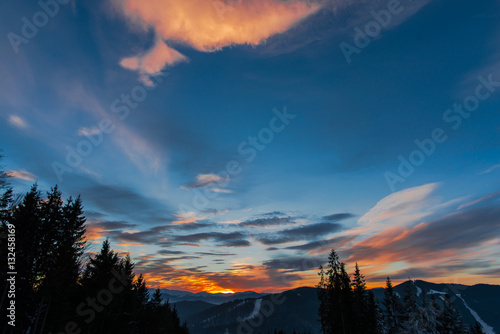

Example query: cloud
[458,190,500,210]
[173,231,246,243]
[8,115,28,129]
[263,256,321,272]
[201,208,231,215]
[6,170,36,181]
[211,188,233,194]
[175,222,216,230]
[346,204,500,270]
[356,183,440,234]
[480,164,500,174]
[322,213,355,222]
[116,0,320,80]
[81,183,175,223]
[85,220,138,243]
[77,126,102,136]
[286,235,357,253]
[195,252,237,257]
[240,216,296,227]
[264,211,286,216]
[120,37,186,86]
[257,222,342,245]
[220,239,251,247]
[181,173,228,189]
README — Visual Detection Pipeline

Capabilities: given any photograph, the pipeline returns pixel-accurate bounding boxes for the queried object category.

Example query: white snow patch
[427,289,447,295]
[416,286,422,297]
[456,294,495,334]
[242,298,262,321]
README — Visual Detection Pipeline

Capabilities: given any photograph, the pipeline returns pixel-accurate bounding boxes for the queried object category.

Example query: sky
[1,0,500,293]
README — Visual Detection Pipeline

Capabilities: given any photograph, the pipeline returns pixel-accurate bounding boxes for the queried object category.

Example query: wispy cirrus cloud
[6,170,36,181]
[355,182,440,235]
[8,115,28,129]
[480,164,500,175]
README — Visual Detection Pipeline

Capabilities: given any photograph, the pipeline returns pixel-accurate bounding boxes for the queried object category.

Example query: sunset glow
[2,0,499,297]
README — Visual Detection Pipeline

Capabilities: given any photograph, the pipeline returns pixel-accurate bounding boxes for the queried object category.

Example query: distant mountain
[151,288,268,304]
[172,280,500,334]
[173,300,217,319]
[178,287,320,334]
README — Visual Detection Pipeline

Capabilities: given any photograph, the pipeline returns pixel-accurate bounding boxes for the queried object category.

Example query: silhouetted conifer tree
[383,277,403,334]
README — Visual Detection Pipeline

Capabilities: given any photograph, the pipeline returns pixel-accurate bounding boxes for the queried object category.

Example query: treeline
[0,167,188,333]
[317,250,485,334]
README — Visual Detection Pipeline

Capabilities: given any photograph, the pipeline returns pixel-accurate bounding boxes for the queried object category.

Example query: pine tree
[383,277,402,334]
[470,321,485,334]
[418,289,439,334]
[0,158,14,331]
[0,169,190,333]
[81,239,123,333]
[0,155,13,221]
[436,294,467,334]
[3,184,89,332]
[317,249,353,334]
[151,288,163,308]
[42,193,87,331]
[351,263,378,334]
[401,280,421,334]
[8,185,44,332]
[352,263,367,326]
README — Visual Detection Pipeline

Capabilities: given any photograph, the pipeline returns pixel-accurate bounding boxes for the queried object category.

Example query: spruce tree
[417,289,439,334]
[470,321,485,334]
[317,249,353,334]
[436,294,467,334]
[8,185,43,332]
[0,158,14,331]
[401,280,421,334]
[383,277,402,334]
[352,263,378,334]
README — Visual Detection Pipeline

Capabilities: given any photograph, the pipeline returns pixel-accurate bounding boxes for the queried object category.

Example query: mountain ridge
[170,280,499,334]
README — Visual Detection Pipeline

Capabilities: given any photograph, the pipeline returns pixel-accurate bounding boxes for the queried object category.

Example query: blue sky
[1,0,499,292]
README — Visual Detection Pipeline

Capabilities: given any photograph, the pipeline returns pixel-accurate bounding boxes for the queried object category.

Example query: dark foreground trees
[317,250,379,334]
[0,173,188,333]
[78,239,188,334]
[317,250,484,334]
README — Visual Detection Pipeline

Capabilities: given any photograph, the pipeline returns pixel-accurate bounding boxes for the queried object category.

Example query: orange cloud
[85,222,109,244]
[120,37,187,85]
[117,0,320,81]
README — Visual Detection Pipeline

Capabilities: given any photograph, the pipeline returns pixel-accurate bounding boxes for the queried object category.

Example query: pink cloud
[6,170,36,181]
